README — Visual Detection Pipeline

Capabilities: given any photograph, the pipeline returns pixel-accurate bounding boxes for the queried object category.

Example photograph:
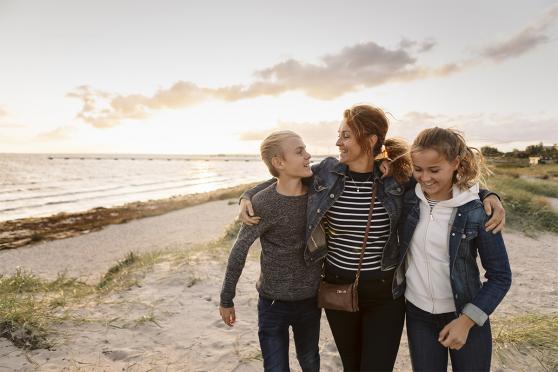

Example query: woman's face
[411,148,459,200]
[336,121,369,168]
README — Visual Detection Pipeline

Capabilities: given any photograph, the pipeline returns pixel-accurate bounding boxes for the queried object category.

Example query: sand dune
[0,199,556,371]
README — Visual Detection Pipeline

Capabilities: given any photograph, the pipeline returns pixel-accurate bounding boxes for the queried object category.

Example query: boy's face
[275,136,312,178]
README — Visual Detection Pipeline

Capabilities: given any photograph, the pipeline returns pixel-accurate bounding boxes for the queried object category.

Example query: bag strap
[354,182,378,288]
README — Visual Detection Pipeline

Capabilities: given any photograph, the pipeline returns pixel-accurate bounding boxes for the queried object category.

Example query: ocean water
[0,154,274,222]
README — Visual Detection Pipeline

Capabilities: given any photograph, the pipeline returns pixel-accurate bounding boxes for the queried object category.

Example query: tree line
[481,143,558,159]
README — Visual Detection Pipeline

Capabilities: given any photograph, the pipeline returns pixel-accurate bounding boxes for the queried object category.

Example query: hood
[415,182,479,208]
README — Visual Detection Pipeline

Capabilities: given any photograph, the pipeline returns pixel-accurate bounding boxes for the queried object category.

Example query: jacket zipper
[423,202,436,313]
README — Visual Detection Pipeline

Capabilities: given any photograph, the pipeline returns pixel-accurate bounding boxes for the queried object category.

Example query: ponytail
[455,145,491,189]
[380,137,412,184]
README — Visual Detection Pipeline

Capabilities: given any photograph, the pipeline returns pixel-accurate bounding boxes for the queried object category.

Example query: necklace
[347,172,373,192]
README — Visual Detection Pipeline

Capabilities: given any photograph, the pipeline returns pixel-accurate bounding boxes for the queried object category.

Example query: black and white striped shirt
[426,197,439,210]
[324,171,391,280]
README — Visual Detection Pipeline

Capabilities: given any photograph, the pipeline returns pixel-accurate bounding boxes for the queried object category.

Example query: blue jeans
[406,301,492,372]
[257,296,321,372]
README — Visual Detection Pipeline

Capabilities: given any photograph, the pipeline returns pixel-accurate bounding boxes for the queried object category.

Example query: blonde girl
[396,127,512,371]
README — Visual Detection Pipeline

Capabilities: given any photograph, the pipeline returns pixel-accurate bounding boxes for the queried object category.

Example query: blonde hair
[260,130,301,177]
[343,104,412,183]
[411,127,491,189]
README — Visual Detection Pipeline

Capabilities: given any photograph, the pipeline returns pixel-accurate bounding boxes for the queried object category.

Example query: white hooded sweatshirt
[405,182,480,314]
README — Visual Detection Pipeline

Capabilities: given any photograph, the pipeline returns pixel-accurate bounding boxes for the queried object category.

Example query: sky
[0,0,557,155]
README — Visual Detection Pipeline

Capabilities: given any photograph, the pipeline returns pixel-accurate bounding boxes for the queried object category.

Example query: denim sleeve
[240,178,275,201]
[310,158,323,174]
[219,221,269,308]
[463,217,512,326]
[404,177,417,192]
[311,156,338,174]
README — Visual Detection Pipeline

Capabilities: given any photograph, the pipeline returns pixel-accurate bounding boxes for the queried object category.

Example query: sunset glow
[1,0,557,154]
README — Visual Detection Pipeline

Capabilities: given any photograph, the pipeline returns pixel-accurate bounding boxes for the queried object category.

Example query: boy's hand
[483,195,505,233]
[438,314,475,350]
[219,306,236,327]
[238,199,261,225]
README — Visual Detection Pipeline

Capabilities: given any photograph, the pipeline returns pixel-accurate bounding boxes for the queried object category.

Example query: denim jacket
[243,157,405,270]
[394,189,512,326]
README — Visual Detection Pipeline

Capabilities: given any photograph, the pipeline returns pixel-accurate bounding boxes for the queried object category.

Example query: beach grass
[491,175,558,198]
[493,313,558,371]
[0,252,167,349]
[487,164,558,234]
[0,269,94,349]
[0,222,241,350]
[220,219,242,242]
[98,248,191,292]
[491,162,558,180]
[97,251,140,290]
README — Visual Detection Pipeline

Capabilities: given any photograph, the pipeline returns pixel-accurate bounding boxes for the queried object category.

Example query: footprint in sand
[102,349,130,361]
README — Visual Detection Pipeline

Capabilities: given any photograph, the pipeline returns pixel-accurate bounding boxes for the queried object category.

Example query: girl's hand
[483,195,505,233]
[219,306,236,327]
[237,199,261,225]
[438,314,475,350]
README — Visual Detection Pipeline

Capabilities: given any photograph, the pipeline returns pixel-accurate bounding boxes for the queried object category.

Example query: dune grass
[0,270,94,349]
[493,313,558,371]
[491,175,558,198]
[220,219,242,243]
[491,162,558,180]
[487,164,558,234]
[0,251,166,349]
[0,222,240,350]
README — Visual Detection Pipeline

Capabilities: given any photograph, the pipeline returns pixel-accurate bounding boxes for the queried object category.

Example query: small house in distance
[529,156,541,165]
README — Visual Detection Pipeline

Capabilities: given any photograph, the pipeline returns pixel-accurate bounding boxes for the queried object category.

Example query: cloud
[66,86,153,128]
[68,40,430,128]
[390,112,558,150]
[481,28,549,62]
[252,41,422,100]
[67,5,557,129]
[239,120,339,150]
[0,107,24,128]
[399,38,437,53]
[37,126,76,141]
[480,3,558,62]
[0,123,23,128]
[242,112,558,154]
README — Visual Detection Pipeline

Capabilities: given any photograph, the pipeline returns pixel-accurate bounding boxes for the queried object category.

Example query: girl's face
[336,121,369,168]
[411,148,459,200]
[276,136,313,178]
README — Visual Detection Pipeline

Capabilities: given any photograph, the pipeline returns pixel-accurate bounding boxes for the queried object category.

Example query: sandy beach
[1,197,556,371]
[0,199,240,283]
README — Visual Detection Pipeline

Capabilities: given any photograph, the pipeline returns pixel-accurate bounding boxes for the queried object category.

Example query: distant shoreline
[0,182,257,251]
[44,154,261,162]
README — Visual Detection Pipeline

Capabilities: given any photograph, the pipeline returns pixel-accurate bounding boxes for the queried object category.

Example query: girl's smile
[411,148,459,201]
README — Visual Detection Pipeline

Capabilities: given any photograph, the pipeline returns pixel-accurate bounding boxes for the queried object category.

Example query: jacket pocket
[457,227,478,258]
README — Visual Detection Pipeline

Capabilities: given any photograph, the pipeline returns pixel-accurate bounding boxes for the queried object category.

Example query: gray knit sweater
[220,183,321,308]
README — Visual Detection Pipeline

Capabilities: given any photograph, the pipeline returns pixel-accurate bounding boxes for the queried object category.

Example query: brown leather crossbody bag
[317,183,378,312]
